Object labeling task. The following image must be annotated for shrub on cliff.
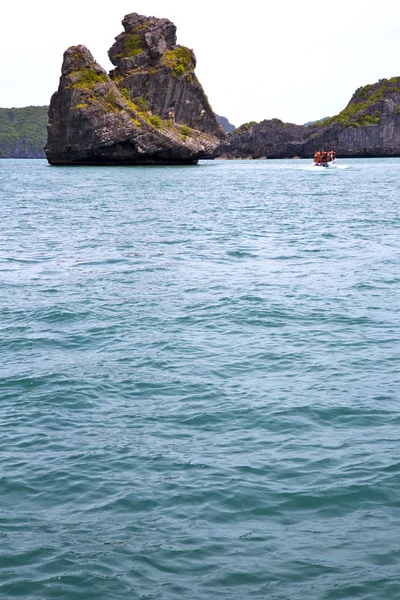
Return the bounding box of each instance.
[117,33,145,59]
[161,47,195,76]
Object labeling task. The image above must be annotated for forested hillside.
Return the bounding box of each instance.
[0,106,47,158]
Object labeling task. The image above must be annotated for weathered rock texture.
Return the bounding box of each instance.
[215,119,314,159]
[299,78,400,157]
[45,14,225,165]
[216,77,400,158]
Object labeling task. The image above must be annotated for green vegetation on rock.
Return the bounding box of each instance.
[181,125,191,140]
[120,87,131,102]
[103,92,119,113]
[119,89,152,124]
[322,103,381,128]
[133,20,150,32]
[70,69,108,90]
[321,78,400,128]
[71,102,89,110]
[234,121,258,133]
[119,88,168,131]
[136,97,150,112]
[0,106,48,157]
[148,115,162,129]
[117,33,144,59]
[161,46,195,76]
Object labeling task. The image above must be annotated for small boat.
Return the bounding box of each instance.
[313,150,337,168]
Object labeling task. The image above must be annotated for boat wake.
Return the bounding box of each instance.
[298,164,349,172]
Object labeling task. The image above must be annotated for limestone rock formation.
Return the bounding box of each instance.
[216,78,400,159]
[300,78,400,157]
[45,14,225,165]
[215,119,314,159]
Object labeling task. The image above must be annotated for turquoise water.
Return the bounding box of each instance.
[1,158,399,599]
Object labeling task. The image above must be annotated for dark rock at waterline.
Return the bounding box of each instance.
[215,119,314,159]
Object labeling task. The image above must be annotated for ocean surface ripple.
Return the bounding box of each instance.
[1,158,400,599]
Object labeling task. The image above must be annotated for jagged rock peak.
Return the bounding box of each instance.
[108,13,192,71]
[62,45,105,76]
[125,13,175,58]
[107,13,224,139]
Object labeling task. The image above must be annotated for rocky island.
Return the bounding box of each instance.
[45,13,226,165]
[217,77,400,159]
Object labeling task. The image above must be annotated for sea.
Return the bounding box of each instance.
[1,158,399,599]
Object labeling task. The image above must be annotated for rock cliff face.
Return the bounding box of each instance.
[216,119,314,159]
[217,78,400,158]
[45,14,225,165]
[300,78,400,157]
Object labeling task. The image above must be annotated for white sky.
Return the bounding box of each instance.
[1,1,400,125]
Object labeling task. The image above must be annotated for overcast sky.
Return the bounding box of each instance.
[1,1,400,125]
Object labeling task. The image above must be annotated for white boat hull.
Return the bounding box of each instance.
[313,159,337,168]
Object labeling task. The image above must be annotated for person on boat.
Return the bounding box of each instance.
[314,151,321,164]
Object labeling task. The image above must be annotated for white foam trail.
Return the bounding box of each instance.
[298,164,350,172]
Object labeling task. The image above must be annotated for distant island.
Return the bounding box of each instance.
[216,115,236,134]
[1,12,400,161]
[0,106,48,158]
